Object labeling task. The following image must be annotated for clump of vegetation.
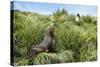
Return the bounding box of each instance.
[12,9,97,66]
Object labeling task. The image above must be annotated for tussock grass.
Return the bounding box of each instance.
[12,10,97,65]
